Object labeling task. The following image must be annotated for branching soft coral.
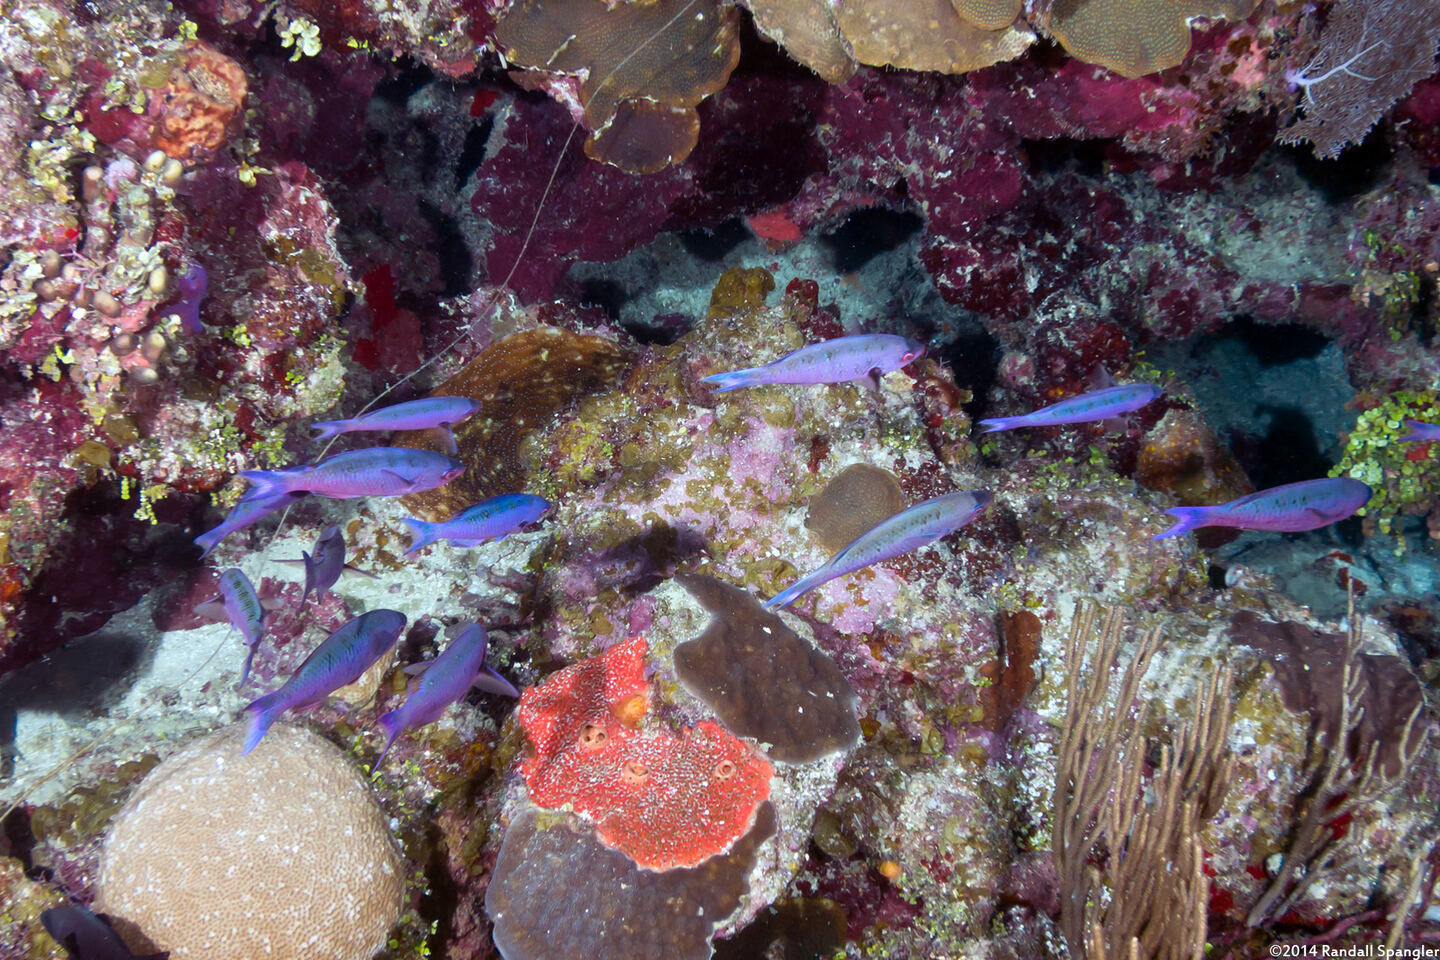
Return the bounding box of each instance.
[1279,0,1440,158]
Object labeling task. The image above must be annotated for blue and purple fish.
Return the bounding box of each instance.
[401,493,550,556]
[239,448,464,502]
[194,491,303,558]
[279,525,376,608]
[703,334,925,393]
[979,383,1162,433]
[42,905,165,960]
[193,568,271,687]
[373,623,519,769]
[764,489,991,610]
[242,608,407,754]
[310,396,484,455]
[169,262,207,336]
[1151,477,1372,539]
[1398,419,1440,443]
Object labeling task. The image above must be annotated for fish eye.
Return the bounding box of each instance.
[902,352,915,362]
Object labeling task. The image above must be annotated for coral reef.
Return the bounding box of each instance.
[96,723,404,959]
[2,0,1440,958]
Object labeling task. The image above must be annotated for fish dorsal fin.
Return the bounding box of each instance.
[1086,366,1116,390]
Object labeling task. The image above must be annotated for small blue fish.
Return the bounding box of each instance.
[239,448,464,502]
[978,383,1162,432]
[401,493,550,556]
[42,904,166,960]
[1398,419,1440,443]
[194,491,303,558]
[278,525,377,608]
[703,334,925,393]
[373,623,518,769]
[765,489,991,610]
[1152,477,1372,539]
[193,568,272,687]
[242,609,407,754]
[169,262,207,336]
[310,396,484,455]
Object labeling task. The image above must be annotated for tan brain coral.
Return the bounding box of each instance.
[1045,0,1260,77]
[96,723,404,960]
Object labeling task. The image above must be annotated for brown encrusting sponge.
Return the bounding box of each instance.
[486,802,776,960]
[396,327,632,520]
[805,463,906,554]
[95,723,404,960]
[673,575,861,763]
[495,0,740,173]
[1045,0,1259,78]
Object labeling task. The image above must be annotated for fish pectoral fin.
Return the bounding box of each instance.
[260,598,284,611]
[403,660,433,677]
[865,367,883,392]
[192,599,226,619]
[381,468,419,487]
[343,563,380,579]
[1100,416,1128,433]
[434,425,459,456]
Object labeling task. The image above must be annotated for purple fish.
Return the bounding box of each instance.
[42,905,165,960]
[310,396,484,455]
[401,493,550,556]
[168,262,207,335]
[194,491,303,558]
[279,525,376,607]
[1398,419,1440,443]
[193,568,269,686]
[979,383,1162,432]
[1152,477,1372,539]
[239,448,464,502]
[242,609,406,754]
[765,489,991,610]
[703,334,925,393]
[373,624,518,769]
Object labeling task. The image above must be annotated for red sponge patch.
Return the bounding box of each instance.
[518,636,773,870]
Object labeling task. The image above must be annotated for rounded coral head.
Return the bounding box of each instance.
[96,722,404,960]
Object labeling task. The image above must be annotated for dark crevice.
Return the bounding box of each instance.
[417,201,473,296]
[1282,127,1393,203]
[455,114,493,190]
[1229,316,1330,365]
[1022,137,1110,177]
[679,218,750,261]
[820,208,923,274]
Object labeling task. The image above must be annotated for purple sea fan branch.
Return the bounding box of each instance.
[1278,0,1440,159]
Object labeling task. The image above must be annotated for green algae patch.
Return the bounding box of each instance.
[1331,390,1440,551]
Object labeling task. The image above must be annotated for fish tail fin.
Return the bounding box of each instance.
[401,518,437,556]
[309,419,347,441]
[373,709,404,771]
[701,367,767,393]
[195,527,223,558]
[238,469,292,501]
[763,575,817,611]
[977,417,1019,433]
[1151,507,1211,540]
[241,691,284,754]
[238,645,257,688]
[1398,420,1430,442]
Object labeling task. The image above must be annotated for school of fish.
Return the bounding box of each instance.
[186,334,1375,770]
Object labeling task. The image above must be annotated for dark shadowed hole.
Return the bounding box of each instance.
[575,278,627,323]
[1021,137,1110,177]
[1230,316,1330,365]
[820,208,924,274]
[1230,405,1332,489]
[679,218,750,261]
[418,201,473,296]
[1429,166,1440,187]
[455,114,494,190]
[372,62,436,106]
[932,320,1002,420]
[1282,128,1392,203]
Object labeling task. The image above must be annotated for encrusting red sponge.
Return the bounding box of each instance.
[518,635,773,870]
